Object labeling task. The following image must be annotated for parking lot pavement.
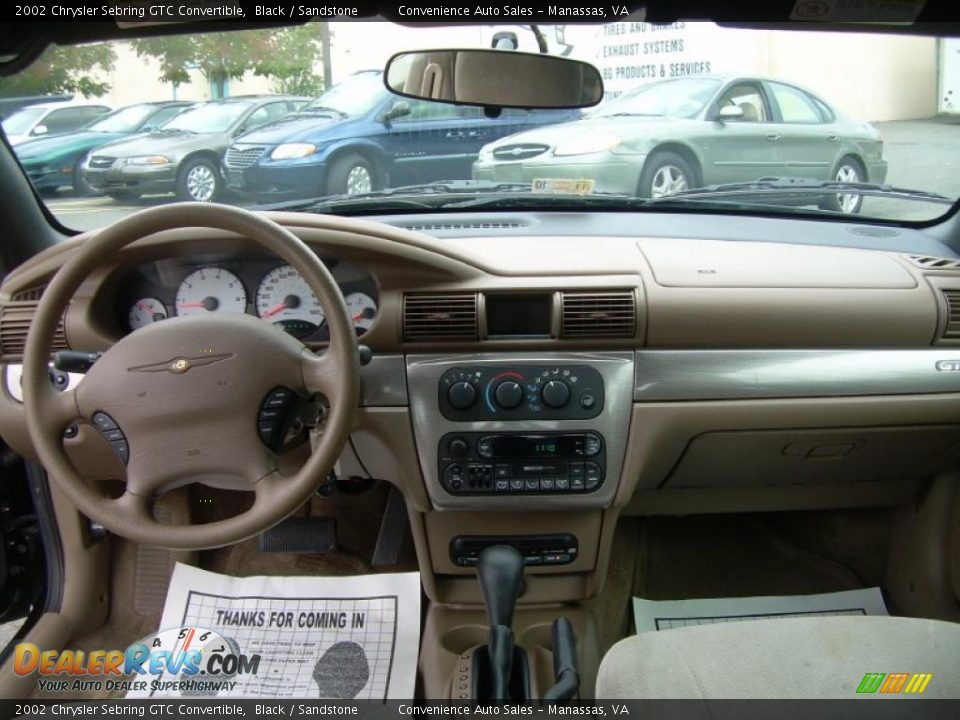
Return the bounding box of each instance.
[44,117,960,231]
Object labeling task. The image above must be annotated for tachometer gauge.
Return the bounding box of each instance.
[345,292,377,334]
[175,267,247,316]
[128,297,167,330]
[255,265,325,337]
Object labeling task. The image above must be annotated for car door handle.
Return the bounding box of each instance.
[827,133,840,142]
[766,133,782,141]
[466,130,486,138]
[445,131,465,138]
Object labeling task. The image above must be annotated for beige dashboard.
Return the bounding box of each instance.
[2,211,960,606]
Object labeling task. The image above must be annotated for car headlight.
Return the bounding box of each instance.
[126,155,171,166]
[478,145,495,163]
[553,134,622,157]
[270,143,318,160]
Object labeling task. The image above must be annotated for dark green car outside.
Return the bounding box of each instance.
[14,101,194,195]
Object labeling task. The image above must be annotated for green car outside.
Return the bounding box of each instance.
[15,101,194,195]
[473,75,888,214]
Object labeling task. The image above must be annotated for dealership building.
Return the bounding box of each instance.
[98,21,948,123]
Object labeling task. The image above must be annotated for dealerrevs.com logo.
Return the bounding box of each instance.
[13,626,261,694]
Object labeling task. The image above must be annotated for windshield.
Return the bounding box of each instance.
[2,107,45,135]
[590,78,721,119]
[301,72,385,117]
[87,104,158,133]
[160,102,251,133]
[4,21,959,230]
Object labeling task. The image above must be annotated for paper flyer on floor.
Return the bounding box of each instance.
[126,563,421,700]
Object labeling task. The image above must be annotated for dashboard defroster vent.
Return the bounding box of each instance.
[403,293,479,341]
[907,254,960,271]
[560,291,636,339]
[0,302,68,357]
[941,290,960,340]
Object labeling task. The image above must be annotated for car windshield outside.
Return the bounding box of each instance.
[87,104,162,133]
[161,102,252,133]
[4,21,960,230]
[590,77,721,119]
[299,72,385,117]
[3,107,45,135]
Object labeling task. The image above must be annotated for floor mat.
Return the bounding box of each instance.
[128,563,421,700]
[634,514,876,601]
[633,586,889,633]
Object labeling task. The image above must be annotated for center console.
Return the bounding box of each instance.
[406,352,635,511]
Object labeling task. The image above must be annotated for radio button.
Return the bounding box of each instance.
[568,461,585,476]
[476,436,494,459]
[510,479,525,492]
[494,464,511,479]
[570,477,585,491]
[495,480,510,492]
[556,478,570,491]
[585,433,602,456]
[540,478,556,491]
[448,437,469,457]
[524,479,540,493]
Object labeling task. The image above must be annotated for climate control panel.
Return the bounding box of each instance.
[439,431,606,496]
[438,365,604,421]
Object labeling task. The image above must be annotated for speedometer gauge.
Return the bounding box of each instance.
[175,267,247,316]
[128,297,167,330]
[255,265,325,336]
[345,292,377,334]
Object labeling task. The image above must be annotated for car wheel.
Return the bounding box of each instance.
[72,156,96,197]
[326,154,377,197]
[177,157,221,202]
[821,157,864,214]
[639,151,696,198]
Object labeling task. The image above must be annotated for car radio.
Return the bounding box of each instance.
[438,431,605,495]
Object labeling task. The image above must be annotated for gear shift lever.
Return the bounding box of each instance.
[477,544,524,700]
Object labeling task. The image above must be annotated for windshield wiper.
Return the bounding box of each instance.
[267,181,536,212]
[599,112,664,118]
[663,177,953,205]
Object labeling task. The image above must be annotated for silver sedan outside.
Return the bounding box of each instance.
[473,75,888,214]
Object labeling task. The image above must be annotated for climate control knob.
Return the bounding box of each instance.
[494,380,524,409]
[541,380,571,408]
[448,382,477,410]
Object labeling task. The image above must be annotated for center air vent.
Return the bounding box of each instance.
[403,293,479,341]
[941,290,960,340]
[395,220,526,232]
[560,291,636,339]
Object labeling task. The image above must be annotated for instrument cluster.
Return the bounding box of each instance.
[116,256,378,341]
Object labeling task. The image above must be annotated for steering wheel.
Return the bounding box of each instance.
[21,203,360,549]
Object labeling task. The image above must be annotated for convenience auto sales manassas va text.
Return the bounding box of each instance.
[397,6,611,17]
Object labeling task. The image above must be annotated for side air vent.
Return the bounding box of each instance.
[11,286,45,302]
[560,291,636,338]
[403,293,479,341]
[0,302,68,356]
[941,290,960,340]
[906,254,960,271]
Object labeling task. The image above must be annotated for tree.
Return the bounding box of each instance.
[0,43,116,97]
[131,25,327,99]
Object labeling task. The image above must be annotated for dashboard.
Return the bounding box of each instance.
[110,255,379,342]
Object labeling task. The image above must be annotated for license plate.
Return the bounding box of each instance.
[226,169,244,187]
[532,178,595,196]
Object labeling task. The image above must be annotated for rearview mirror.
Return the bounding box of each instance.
[717,105,745,121]
[31,124,48,136]
[384,49,603,110]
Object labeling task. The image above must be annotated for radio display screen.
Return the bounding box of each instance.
[492,434,581,458]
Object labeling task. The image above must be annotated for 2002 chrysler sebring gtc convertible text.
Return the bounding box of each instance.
[0,6,958,713]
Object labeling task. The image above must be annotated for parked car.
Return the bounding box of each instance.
[472,75,888,213]
[223,70,581,203]
[0,94,72,121]
[81,96,309,202]
[15,101,195,195]
[1,100,112,146]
